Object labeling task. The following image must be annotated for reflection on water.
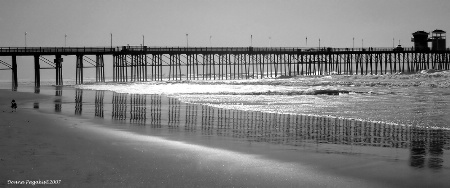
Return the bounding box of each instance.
[37,91,449,171]
[55,86,62,96]
[130,94,147,125]
[410,128,447,169]
[95,90,104,117]
[168,98,181,129]
[54,86,62,112]
[185,102,198,132]
[111,93,152,125]
[75,89,82,115]
[148,95,162,128]
[112,93,127,120]
[54,98,61,112]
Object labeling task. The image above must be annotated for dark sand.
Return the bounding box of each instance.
[0,88,448,187]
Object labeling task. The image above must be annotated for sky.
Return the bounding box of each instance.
[1,0,450,81]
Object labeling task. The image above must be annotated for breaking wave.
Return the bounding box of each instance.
[210,89,350,95]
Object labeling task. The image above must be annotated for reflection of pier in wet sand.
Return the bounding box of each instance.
[75,89,83,115]
[62,92,450,170]
[54,86,63,112]
[95,90,104,117]
[129,94,147,124]
[112,93,127,120]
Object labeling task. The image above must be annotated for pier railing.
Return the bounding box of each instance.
[116,46,446,53]
[0,47,115,54]
[2,46,449,55]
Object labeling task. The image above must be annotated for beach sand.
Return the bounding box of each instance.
[0,88,447,187]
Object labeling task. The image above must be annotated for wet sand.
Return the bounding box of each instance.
[0,88,448,187]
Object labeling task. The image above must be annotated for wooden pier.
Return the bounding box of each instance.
[1,46,449,88]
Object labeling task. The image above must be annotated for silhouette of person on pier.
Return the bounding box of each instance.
[11,99,17,112]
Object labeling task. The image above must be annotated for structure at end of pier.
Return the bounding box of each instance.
[412,29,447,51]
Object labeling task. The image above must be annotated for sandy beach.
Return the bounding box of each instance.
[0,86,449,187]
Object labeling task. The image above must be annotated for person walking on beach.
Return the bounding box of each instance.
[11,99,17,112]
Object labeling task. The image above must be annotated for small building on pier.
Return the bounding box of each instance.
[412,31,430,51]
[431,29,446,51]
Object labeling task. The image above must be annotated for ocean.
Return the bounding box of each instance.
[77,71,450,129]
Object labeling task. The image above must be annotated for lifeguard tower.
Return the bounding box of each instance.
[431,29,446,51]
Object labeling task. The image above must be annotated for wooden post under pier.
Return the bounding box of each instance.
[76,55,83,84]
[55,55,63,85]
[96,54,105,82]
[34,55,40,87]
[12,56,18,89]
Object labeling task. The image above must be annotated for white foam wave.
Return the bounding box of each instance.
[76,82,346,96]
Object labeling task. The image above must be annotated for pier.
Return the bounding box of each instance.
[1,46,449,88]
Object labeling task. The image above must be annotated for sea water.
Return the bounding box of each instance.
[77,71,450,130]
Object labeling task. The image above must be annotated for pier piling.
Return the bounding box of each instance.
[34,55,40,87]
[11,56,18,89]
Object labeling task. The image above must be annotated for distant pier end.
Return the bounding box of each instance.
[412,29,447,51]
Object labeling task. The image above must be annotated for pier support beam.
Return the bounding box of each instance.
[96,54,105,82]
[11,56,18,89]
[55,55,63,85]
[113,55,116,82]
[76,55,83,84]
[113,54,129,82]
[34,55,40,88]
